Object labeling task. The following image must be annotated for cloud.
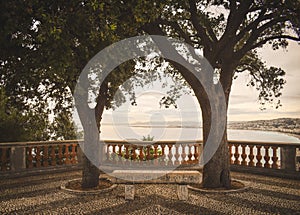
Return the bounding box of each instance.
[229,94,257,105]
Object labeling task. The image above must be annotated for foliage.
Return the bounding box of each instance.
[140,0,300,188]
[0,88,50,142]
[49,111,77,140]
[142,134,155,141]
[1,0,299,188]
[142,0,300,107]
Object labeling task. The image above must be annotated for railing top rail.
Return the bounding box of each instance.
[0,139,299,148]
[0,139,203,147]
[0,139,82,147]
[101,140,203,145]
[228,140,300,147]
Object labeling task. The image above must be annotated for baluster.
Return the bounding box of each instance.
[50,145,56,166]
[194,144,199,163]
[181,144,186,164]
[241,145,247,166]
[36,147,41,168]
[160,144,165,165]
[248,145,255,167]
[187,144,193,164]
[234,144,240,165]
[139,146,144,164]
[112,144,117,163]
[71,144,77,164]
[43,146,49,167]
[124,144,130,165]
[146,146,151,162]
[1,148,7,171]
[228,143,233,164]
[64,144,70,164]
[188,145,195,163]
[264,146,271,168]
[271,146,279,169]
[174,144,180,165]
[114,145,119,164]
[153,145,158,165]
[153,145,158,159]
[27,147,33,168]
[168,144,173,166]
[106,144,111,161]
[118,144,123,164]
[58,145,63,165]
[256,145,262,167]
[132,145,137,164]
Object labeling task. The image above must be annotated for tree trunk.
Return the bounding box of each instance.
[202,128,230,188]
[81,154,100,188]
[79,82,107,189]
[202,65,233,189]
[81,113,100,188]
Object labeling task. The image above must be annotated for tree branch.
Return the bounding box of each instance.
[215,0,253,63]
[236,16,289,57]
[221,0,253,41]
[234,8,268,44]
[188,0,213,48]
[251,35,300,50]
[142,22,210,105]
[158,19,194,47]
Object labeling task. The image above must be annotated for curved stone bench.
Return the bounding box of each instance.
[111,170,201,200]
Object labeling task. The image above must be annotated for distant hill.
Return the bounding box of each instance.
[228,118,300,135]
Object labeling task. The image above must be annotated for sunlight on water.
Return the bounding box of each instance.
[100,125,300,143]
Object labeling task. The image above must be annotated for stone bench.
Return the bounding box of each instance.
[111,170,201,200]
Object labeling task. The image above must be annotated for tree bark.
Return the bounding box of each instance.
[202,65,233,188]
[81,110,101,188]
[202,106,231,188]
[81,154,100,188]
[77,78,107,188]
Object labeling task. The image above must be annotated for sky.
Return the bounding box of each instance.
[98,41,300,125]
[229,41,300,121]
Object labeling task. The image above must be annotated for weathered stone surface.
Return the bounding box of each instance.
[125,185,135,200]
[281,146,296,170]
[1,171,300,214]
[177,185,188,200]
[10,147,26,171]
[111,170,201,184]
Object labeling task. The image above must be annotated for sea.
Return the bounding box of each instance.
[99,125,300,143]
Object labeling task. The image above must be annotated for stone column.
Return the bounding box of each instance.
[280,146,296,171]
[10,147,26,171]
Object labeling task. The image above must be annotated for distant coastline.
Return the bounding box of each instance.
[228,118,300,140]
[101,117,300,141]
[127,126,300,141]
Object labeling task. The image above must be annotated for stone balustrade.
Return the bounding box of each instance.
[228,140,300,171]
[102,140,201,168]
[0,140,82,172]
[0,139,299,176]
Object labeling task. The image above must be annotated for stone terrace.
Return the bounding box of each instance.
[0,171,299,214]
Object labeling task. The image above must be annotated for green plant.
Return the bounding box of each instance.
[142,135,155,141]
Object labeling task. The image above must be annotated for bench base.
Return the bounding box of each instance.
[112,170,201,201]
[125,184,135,200]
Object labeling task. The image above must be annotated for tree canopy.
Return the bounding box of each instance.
[1,0,299,188]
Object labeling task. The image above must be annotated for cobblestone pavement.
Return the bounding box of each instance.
[0,171,299,214]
